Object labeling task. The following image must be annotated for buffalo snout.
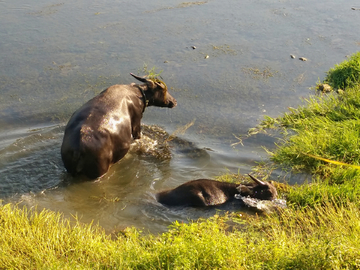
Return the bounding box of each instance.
[166,94,177,108]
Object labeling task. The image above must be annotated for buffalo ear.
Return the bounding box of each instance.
[248,174,266,186]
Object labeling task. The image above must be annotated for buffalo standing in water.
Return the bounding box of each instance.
[61,73,177,179]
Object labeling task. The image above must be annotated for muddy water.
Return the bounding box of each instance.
[1,0,360,233]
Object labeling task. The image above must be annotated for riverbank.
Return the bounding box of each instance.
[1,201,359,269]
[1,53,360,269]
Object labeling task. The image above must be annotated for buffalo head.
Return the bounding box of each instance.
[130,73,177,108]
[237,174,278,200]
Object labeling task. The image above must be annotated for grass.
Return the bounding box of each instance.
[140,63,163,79]
[0,204,116,269]
[2,53,360,269]
[1,202,360,269]
[247,52,360,210]
[324,51,360,90]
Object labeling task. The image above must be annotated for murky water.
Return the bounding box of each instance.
[1,0,359,233]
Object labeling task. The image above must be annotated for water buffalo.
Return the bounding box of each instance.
[61,73,177,179]
[156,174,277,207]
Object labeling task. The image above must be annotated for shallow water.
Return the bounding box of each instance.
[1,0,360,233]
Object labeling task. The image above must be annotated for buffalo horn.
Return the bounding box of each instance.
[130,73,148,83]
[248,174,266,186]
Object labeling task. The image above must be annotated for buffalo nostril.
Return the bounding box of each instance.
[169,101,177,108]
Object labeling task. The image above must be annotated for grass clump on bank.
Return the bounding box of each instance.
[324,51,360,90]
[261,89,360,176]
[254,52,360,208]
[0,204,119,269]
[258,86,360,180]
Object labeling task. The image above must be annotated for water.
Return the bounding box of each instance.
[1,0,359,233]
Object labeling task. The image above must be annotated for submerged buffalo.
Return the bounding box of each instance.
[156,174,277,207]
[61,73,177,179]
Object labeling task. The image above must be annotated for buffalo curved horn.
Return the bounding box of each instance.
[248,174,266,186]
[130,73,149,83]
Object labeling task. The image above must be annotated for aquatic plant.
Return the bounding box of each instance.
[141,63,163,79]
[165,119,196,143]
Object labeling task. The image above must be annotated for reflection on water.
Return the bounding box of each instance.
[1,0,360,232]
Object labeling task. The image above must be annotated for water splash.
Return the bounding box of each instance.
[235,194,287,213]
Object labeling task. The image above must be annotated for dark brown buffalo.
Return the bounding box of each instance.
[156,174,277,207]
[61,73,177,179]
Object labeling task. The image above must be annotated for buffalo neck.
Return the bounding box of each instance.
[136,85,147,113]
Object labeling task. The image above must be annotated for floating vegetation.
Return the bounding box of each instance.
[294,72,306,84]
[211,44,237,56]
[177,1,208,8]
[242,66,279,80]
[140,64,163,79]
[145,1,207,13]
[28,3,64,16]
[165,119,196,143]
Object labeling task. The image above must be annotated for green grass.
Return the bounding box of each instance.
[258,86,360,176]
[324,51,360,90]
[140,63,163,79]
[251,52,360,209]
[1,202,360,269]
